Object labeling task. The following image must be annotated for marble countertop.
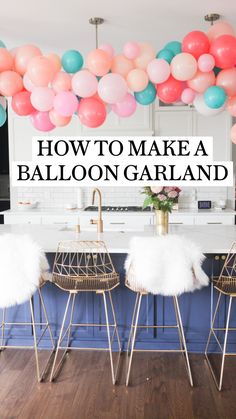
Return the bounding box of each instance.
[0,224,235,253]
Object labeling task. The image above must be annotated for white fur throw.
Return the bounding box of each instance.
[0,234,50,308]
[125,235,209,296]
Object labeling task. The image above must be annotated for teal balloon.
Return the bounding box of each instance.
[62,50,83,73]
[0,105,6,127]
[164,41,182,56]
[0,40,6,48]
[204,86,226,109]
[213,66,222,76]
[134,82,156,105]
[156,48,174,63]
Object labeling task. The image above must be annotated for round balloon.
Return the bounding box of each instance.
[14,45,42,75]
[181,88,196,104]
[228,96,236,117]
[46,53,61,75]
[171,53,197,81]
[23,73,35,92]
[182,31,210,59]
[0,71,23,96]
[156,49,174,64]
[207,21,235,42]
[187,70,215,93]
[52,71,71,93]
[30,111,55,132]
[78,97,106,128]
[49,109,71,127]
[72,70,98,98]
[156,76,183,103]
[164,41,182,56]
[126,68,149,92]
[12,91,35,116]
[123,42,140,60]
[61,50,83,73]
[134,43,155,70]
[0,48,14,72]
[134,82,156,105]
[210,35,236,69]
[204,86,227,109]
[111,54,134,78]
[0,96,6,110]
[216,68,236,97]
[30,87,55,112]
[147,59,170,84]
[99,44,114,58]
[0,104,6,127]
[27,56,54,87]
[230,123,236,144]
[54,91,78,117]
[86,49,111,77]
[198,54,215,72]
[112,93,137,117]
[194,93,225,116]
[98,73,127,104]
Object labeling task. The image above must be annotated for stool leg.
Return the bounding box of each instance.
[38,287,55,350]
[126,292,142,387]
[0,308,6,351]
[127,293,139,355]
[108,291,121,352]
[174,296,193,387]
[205,292,222,357]
[65,293,76,352]
[30,297,40,382]
[218,296,232,391]
[103,291,119,385]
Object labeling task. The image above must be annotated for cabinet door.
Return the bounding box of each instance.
[4,214,41,224]
[169,214,194,225]
[41,215,78,226]
[155,110,193,136]
[194,215,234,225]
[79,214,152,231]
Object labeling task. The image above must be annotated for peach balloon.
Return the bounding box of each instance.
[0,48,14,72]
[126,68,149,92]
[134,43,155,70]
[46,53,61,75]
[231,123,236,144]
[111,54,134,77]
[228,96,236,117]
[14,45,42,75]
[0,71,23,96]
[86,49,112,76]
[49,109,71,127]
[171,53,197,81]
[216,68,236,97]
[187,70,215,93]
[52,71,71,93]
[207,21,235,42]
[99,44,114,58]
[27,56,54,87]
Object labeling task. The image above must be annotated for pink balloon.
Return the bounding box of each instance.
[23,73,35,92]
[207,21,235,42]
[123,42,140,60]
[98,73,127,104]
[147,59,170,84]
[181,88,196,104]
[231,123,236,144]
[187,70,215,93]
[134,43,155,70]
[112,93,137,117]
[27,56,54,87]
[49,109,71,127]
[198,54,215,72]
[72,70,98,98]
[99,44,114,58]
[171,53,197,81]
[86,49,112,76]
[216,68,236,97]
[0,71,23,97]
[111,54,134,77]
[30,87,55,112]
[0,49,14,72]
[30,111,55,132]
[52,71,71,93]
[15,45,42,75]
[46,53,61,75]
[54,91,78,116]
[126,68,149,92]
[228,96,236,117]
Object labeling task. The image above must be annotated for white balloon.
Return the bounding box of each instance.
[193,94,225,116]
[0,96,7,110]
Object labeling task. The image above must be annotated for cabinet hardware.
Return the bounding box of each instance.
[109,222,126,225]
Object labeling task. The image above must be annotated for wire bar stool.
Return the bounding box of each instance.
[205,241,236,390]
[49,240,121,384]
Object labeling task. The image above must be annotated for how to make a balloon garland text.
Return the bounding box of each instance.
[11,136,233,186]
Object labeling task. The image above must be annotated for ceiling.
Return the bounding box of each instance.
[1,0,236,55]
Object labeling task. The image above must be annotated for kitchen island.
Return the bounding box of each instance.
[0,224,235,352]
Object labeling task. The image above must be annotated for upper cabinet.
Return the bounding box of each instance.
[155,109,193,136]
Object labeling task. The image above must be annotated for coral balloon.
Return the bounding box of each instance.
[194,93,225,116]
[30,111,55,132]
[156,76,183,104]
[187,70,215,93]
[78,97,106,128]
[171,53,197,81]
[112,93,137,117]
[99,44,114,58]
[126,69,149,92]
[30,87,55,112]
[23,73,35,92]
[12,91,35,116]
[49,109,71,127]
[207,21,235,42]
[54,91,78,117]
[46,53,61,75]
[134,43,155,70]
[0,104,7,127]
[198,54,215,72]
[147,59,170,84]
[27,56,54,87]
[98,73,127,104]
[52,71,71,93]
[0,48,13,72]
[231,123,236,144]
[111,55,134,78]
[182,31,210,59]
[123,42,140,60]
[204,86,227,109]
[228,96,236,117]
[14,45,42,75]
[210,35,236,69]
[61,50,83,73]
[72,70,98,98]
[87,49,112,77]
[181,88,196,104]
[216,68,236,97]
[0,71,23,96]
[134,82,156,105]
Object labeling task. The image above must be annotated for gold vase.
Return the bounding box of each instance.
[155,210,169,235]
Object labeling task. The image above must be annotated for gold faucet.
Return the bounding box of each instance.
[90,188,103,233]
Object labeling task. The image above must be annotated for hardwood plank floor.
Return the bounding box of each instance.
[0,350,236,419]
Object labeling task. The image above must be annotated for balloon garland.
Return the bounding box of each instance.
[0,20,236,143]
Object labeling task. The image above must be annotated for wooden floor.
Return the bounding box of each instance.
[0,350,236,419]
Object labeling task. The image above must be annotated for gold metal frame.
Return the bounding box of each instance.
[0,286,55,382]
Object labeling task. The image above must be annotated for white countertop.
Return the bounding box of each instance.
[0,224,235,253]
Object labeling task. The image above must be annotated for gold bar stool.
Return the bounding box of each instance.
[49,240,121,384]
[205,242,236,391]
[0,234,55,382]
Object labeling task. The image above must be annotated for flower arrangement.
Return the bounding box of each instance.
[143,186,181,213]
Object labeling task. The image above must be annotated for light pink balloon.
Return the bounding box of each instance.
[23,73,35,92]
[123,42,140,60]
[49,109,71,127]
[134,43,155,70]
[99,44,114,58]
[147,58,170,84]
[187,70,215,93]
[231,123,236,144]
[171,53,197,81]
[112,93,137,117]
[72,70,98,98]
[53,91,78,116]
[198,54,215,72]
[52,71,71,93]
[98,73,127,104]
[207,21,235,42]
[30,87,55,112]
[181,88,196,104]
[30,111,55,132]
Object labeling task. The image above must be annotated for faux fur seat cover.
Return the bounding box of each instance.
[125,235,209,296]
[0,234,50,308]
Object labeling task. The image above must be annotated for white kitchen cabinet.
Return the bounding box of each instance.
[41,214,78,226]
[168,214,194,225]
[194,215,234,225]
[79,213,153,231]
[4,214,42,224]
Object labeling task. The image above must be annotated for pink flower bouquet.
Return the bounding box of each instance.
[142,186,181,212]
